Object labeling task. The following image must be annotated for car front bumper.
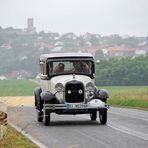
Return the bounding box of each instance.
[43,99,109,110]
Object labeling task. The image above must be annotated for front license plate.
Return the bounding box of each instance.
[66,104,87,109]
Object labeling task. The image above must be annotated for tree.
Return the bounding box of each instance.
[95,55,148,86]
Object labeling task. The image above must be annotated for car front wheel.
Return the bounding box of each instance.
[44,112,51,126]
[90,111,97,120]
[37,110,43,122]
[99,109,107,124]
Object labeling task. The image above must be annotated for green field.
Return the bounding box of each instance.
[99,86,148,109]
[0,80,37,96]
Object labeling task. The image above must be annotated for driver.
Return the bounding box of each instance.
[53,63,65,73]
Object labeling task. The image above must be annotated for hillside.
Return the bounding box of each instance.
[0,26,148,79]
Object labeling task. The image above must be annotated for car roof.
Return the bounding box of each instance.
[40,53,94,61]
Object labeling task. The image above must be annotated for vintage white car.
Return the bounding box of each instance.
[34,53,109,126]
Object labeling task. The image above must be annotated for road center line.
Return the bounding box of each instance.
[107,122,148,142]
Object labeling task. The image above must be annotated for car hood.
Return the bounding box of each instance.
[50,74,94,93]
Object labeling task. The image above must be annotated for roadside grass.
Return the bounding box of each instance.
[0,80,38,147]
[99,86,148,109]
[0,80,37,96]
[0,124,38,148]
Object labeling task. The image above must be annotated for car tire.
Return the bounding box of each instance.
[99,109,107,124]
[37,110,43,122]
[44,113,50,126]
[90,111,97,120]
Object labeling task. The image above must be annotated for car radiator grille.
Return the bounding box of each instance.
[65,80,84,103]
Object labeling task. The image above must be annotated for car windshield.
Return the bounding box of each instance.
[48,60,92,76]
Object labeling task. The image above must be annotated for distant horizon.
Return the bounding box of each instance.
[0,24,147,38]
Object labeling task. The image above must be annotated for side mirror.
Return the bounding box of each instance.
[96,60,100,64]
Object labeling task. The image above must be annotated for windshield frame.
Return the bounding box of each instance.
[46,57,95,79]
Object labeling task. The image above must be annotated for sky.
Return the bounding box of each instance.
[0,0,148,36]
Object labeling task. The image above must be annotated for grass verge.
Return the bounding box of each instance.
[0,124,38,148]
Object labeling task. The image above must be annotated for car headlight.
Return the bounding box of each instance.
[55,83,64,92]
[86,82,94,92]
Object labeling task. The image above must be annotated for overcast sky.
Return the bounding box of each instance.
[0,0,148,36]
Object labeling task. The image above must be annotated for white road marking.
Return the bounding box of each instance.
[78,114,148,142]
[108,122,148,142]
[108,111,148,122]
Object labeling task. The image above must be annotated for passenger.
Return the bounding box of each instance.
[71,61,90,73]
[81,61,90,73]
[53,63,65,73]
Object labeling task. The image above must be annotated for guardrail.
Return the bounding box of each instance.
[0,102,7,139]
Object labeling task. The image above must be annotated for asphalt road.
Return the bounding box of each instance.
[8,106,148,148]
